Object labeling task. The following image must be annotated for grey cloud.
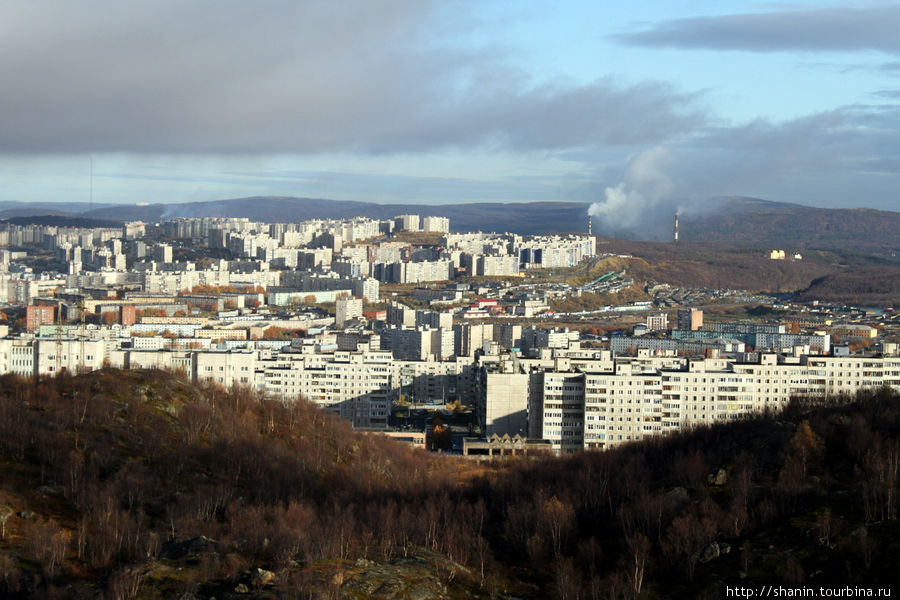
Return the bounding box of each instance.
[0,1,702,154]
[615,5,900,54]
[583,102,900,237]
[665,104,900,200]
[873,90,900,100]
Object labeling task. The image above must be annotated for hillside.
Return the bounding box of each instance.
[0,369,898,598]
[793,267,900,306]
[2,215,124,229]
[684,197,900,256]
[593,238,900,306]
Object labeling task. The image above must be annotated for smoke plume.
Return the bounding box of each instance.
[589,146,675,233]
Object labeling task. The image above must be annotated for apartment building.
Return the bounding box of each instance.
[335,296,363,328]
[516,235,596,269]
[422,216,450,233]
[0,338,109,376]
[482,347,900,454]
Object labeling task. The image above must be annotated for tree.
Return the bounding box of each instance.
[540,496,575,559]
[662,499,721,583]
[625,532,650,599]
[788,420,824,476]
[0,505,13,539]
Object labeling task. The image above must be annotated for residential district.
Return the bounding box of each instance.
[0,215,898,455]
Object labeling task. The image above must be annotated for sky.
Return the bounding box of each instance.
[1,0,899,220]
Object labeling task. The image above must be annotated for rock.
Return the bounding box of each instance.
[708,468,727,486]
[699,541,721,564]
[251,567,276,588]
[18,510,35,520]
[355,558,375,568]
[160,536,220,560]
[665,486,690,507]
[37,485,65,497]
[830,414,851,426]
[234,583,249,594]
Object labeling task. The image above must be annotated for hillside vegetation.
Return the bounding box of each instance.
[0,369,898,598]
[594,238,900,305]
[684,198,900,256]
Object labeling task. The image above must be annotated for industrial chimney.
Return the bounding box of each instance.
[673,214,679,243]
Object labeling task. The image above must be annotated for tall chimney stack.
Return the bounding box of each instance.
[673,214,679,243]
[588,215,592,235]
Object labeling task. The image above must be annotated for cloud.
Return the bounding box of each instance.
[0,1,702,154]
[615,5,900,54]
[584,101,900,236]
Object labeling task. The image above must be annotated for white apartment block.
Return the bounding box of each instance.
[394,215,420,232]
[516,235,596,269]
[194,350,256,387]
[422,216,450,233]
[335,296,363,328]
[375,260,452,284]
[481,348,900,454]
[154,244,173,264]
[646,313,668,331]
[443,233,514,256]
[534,372,586,454]
[479,372,529,438]
[0,338,109,376]
[476,255,520,277]
[261,349,396,427]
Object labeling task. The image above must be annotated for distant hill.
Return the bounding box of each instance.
[0,201,114,220]
[1,214,123,228]
[682,197,900,256]
[77,196,591,235]
[3,196,898,257]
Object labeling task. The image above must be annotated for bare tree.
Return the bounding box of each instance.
[624,532,650,599]
[0,505,13,540]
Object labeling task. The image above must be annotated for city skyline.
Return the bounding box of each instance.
[2,1,900,219]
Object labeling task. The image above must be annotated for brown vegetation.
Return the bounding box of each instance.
[0,369,897,598]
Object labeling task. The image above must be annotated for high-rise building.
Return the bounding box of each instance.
[335,296,363,328]
[154,243,173,264]
[677,308,703,331]
[646,313,668,331]
[26,305,56,331]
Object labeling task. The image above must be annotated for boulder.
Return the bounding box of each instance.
[252,567,276,588]
[699,541,721,563]
[160,536,220,560]
[665,486,690,507]
[707,468,727,486]
[36,485,64,497]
